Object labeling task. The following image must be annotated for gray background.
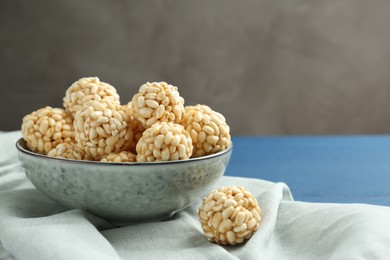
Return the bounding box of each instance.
[2,0,390,134]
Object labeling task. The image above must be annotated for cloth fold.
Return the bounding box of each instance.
[1,131,390,260]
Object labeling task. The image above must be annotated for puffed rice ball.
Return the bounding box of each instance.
[131,82,185,128]
[123,102,146,153]
[182,105,231,157]
[100,151,137,162]
[21,107,74,154]
[136,122,193,162]
[47,143,91,160]
[198,186,261,245]
[73,100,133,160]
[64,77,120,117]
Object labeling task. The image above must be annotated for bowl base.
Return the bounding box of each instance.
[109,211,176,227]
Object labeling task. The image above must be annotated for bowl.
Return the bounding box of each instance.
[16,138,232,223]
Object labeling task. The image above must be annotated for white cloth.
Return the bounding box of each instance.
[1,131,390,260]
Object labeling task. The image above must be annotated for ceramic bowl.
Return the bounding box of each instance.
[16,138,232,223]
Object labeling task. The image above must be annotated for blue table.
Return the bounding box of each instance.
[226,136,390,206]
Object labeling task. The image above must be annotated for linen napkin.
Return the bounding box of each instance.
[1,131,390,260]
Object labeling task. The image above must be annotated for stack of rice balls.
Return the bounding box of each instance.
[21,77,231,163]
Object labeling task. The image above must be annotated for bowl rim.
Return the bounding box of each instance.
[16,138,233,166]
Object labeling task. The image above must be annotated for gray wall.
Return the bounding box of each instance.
[2,0,390,134]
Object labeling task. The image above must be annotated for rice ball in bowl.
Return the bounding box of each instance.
[16,138,233,222]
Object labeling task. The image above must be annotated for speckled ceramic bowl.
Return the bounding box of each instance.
[16,138,232,222]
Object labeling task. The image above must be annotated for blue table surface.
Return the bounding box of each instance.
[226,136,390,206]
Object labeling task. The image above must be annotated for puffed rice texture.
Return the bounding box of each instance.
[131,82,185,128]
[73,100,133,160]
[136,122,193,162]
[198,186,261,245]
[21,106,74,154]
[100,151,137,162]
[123,102,146,153]
[64,77,120,117]
[47,143,91,161]
[182,104,231,157]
